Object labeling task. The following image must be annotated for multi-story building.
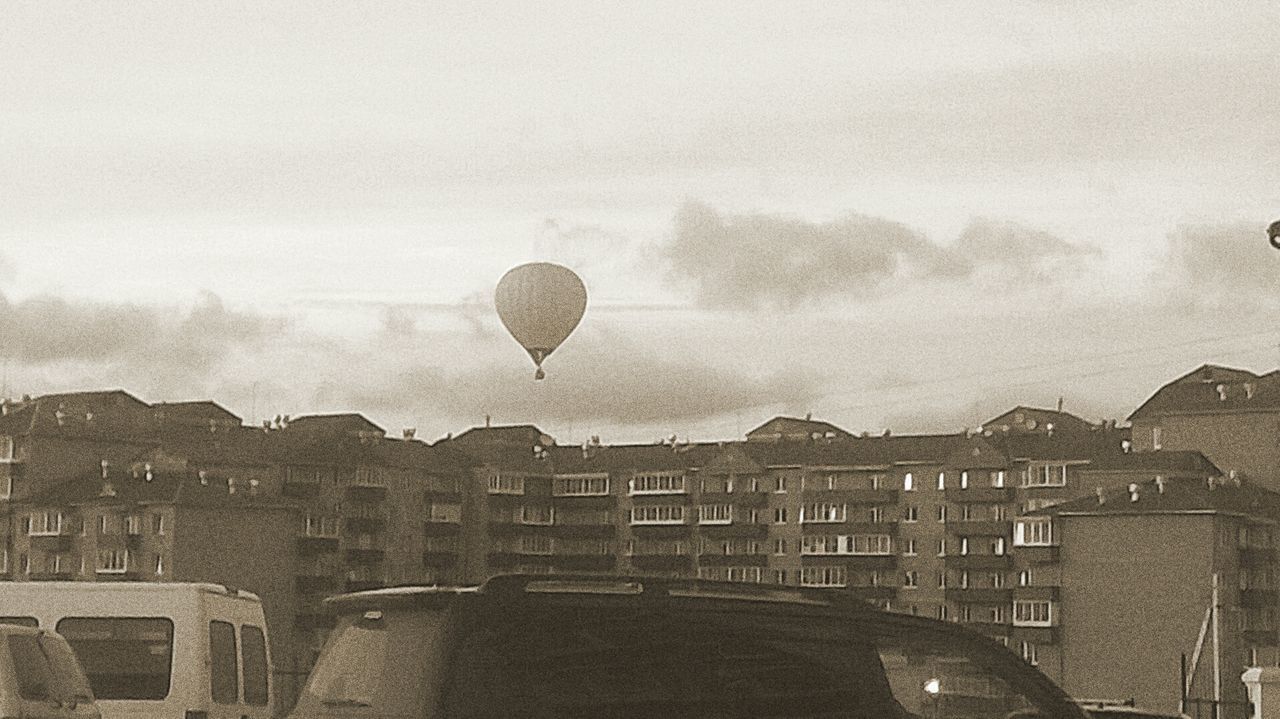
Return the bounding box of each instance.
[1020,474,1280,716]
[1129,364,1280,489]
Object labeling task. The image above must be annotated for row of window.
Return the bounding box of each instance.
[22,511,165,538]
[1,548,163,576]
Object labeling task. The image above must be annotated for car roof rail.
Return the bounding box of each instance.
[479,573,880,611]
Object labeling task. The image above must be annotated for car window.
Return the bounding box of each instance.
[209,621,239,704]
[56,617,174,700]
[297,608,446,719]
[241,625,269,707]
[439,607,1066,719]
[7,634,57,701]
[0,617,39,628]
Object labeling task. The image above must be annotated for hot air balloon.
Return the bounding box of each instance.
[1269,219,1280,250]
[494,262,587,380]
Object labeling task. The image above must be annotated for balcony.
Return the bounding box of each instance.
[423,520,462,537]
[698,554,768,567]
[344,484,387,502]
[550,494,616,510]
[628,554,693,571]
[296,535,340,555]
[629,524,692,538]
[945,487,1014,504]
[1013,585,1061,602]
[948,520,1013,538]
[487,521,556,537]
[551,554,617,572]
[487,551,555,569]
[944,554,1013,570]
[1241,547,1277,566]
[1011,626,1059,644]
[344,547,385,564]
[699,523,769,540]
[29,534,74,552]
[295,574,339,593]
[1014,546,1060,564]
[421,550,458,569]
[698,492,768,509]
[343,516,386,534]
[422,490,464,505]
[1241,589,1279,608]
[842,586,898,602]
[344,579,383,593]
[802,554,898,570]
[282,479,320,499]
[553,523,616,539]
[801,488,899,504]
[945,587,1013,604]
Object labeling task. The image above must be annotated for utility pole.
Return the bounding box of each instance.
[1212,572,1222,719]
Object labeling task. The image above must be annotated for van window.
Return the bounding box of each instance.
[209,621,239,704]
[0,616,38,627]
[57,617,174,700]
[39,635,95,703]
[7,634,56,700]
[241,625,269,707]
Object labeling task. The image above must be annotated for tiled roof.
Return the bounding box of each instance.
[151,401,242,426]
[1081,450,1222,475]
[990,428,1130,462]
[447,424,555,447]
[982,406,1098,434]
[1128,364,1280,420]
[17,468,295,510]
[284,413,386,436]
[0,390,154,439]
[1031,476,1280,520]
[745,416,853,441]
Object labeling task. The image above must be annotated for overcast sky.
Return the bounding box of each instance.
[2,1,1279,444]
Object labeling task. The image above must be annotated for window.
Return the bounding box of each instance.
[487,473,525,495]
[98,515,114,536]
[519,536,554,555]
[991,537,1006,555]
[726,566,763,583]
[1020,641,1039,666]
[28,510,63,536]
[773,569,787,585]
[799,566,847,587]
[773,476,787,493]
[993,471,1005,488]
[1023,463,1068,487]
[1152,426,1162,450]
[990,572,1005,589]
[773,507,788,524]
[990,605,1006,623]
[852,534,892,555]
[904,570,919,588]
[799,502,846,523]
[959,570,970,588]
[1014,518,1054,546]
[1019,569,1032,586]
[154,553,164,576]
[209,621,239,704]
[0,474,11,500]
[151,513,165,535]
[553,475,609,496]
[630,472,686,495]
[96,549,129,574]
[868,506,884,523]
[772,538,787,555]
[242,626,269,706]
[520,505,555,526]
[937,605,948,621]
[938,571,947,589]
[904,505,919,522]
[937,472,946,490]
[960,605,972,622]
[959,538,969,556]
[57,617,174,700]
[904,538,917,556]
[1023,498,1062,513]
[937,539,947,557]
[960,471,969,489]
[426,503,462,523]
[903,472,915,491]
[936,505,947,522]
[1013,600,1054,627]
[304,514,341,537]
[125,514,142,536]
[698,504,733,525]
[629,505,685,525]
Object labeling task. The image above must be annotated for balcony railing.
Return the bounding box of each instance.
[947,520,1013,537]
[943,554,1014,570]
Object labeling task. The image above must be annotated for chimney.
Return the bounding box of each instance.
[199,470,209,486]
[403,428,416,440]
[1245,383,1255,400]
[1155,476,1165,494]
[485,414,491,428]
[1046,423,1054,437]
[1128,483,1139,502]
[1216,384,1227,401]
[1096,487,1106,504]
[144,463,153,482]
[248,478,260,496]
[1057,397,1064,412]
[1121,439,1132,453]
[228,478,237,495]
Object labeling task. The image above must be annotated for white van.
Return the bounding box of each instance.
[0,583,272,719]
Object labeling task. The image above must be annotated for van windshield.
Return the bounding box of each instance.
[56,617,174,700]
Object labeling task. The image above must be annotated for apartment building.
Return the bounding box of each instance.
[1019,475,1280,716]
[1129,364,1280,489]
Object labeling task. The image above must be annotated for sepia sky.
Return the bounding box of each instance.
[2,1,1279,444]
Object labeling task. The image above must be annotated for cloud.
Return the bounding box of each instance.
[0,290,281,370]
[342,326,823,430]
[1156,223,1280,308]
[664,203,1102,310]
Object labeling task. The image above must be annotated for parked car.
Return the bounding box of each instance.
[0,582,273,719]
[289,573,1089,718]
[1076,699,1191,719]
[0,623,101,719]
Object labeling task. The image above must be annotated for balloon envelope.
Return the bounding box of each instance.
[494,262,587,377]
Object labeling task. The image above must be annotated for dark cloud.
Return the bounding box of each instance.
[665,203,1101,310]
[344,328,823,428]
[0,290,281,370]
[1157,223,1280,307]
